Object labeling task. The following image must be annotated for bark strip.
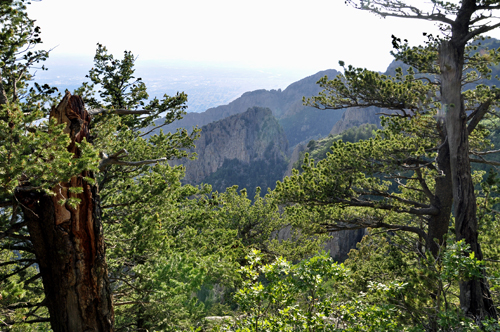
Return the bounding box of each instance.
[18,92,114,332]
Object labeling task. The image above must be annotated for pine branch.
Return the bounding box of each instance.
[98,148,167,171]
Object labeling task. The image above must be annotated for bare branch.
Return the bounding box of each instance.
[469,157,500,167]
[461,22,500,45]
[321,215,427,238]
[347,0,455,25]
[88,108,151,116]
[471,149,500,156]
[98,147,167,171]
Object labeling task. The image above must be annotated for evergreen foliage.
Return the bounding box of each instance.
[0,3,322,330]
[3,1,500,330]
[293,123,378,171]
[276,0,500,327]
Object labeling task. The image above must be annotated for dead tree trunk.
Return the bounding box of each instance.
[17,92,114,331]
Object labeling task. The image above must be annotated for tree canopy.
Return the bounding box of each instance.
[277,0,500,326]
[3,0,500,331]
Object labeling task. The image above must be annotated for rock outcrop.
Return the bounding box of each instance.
[172,107,288,195]
[329,106,382,136]
[284,143,306,177]
[152,69,344,150]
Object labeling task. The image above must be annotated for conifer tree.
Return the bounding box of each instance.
[0,2,197,330]
[278,0,500,323]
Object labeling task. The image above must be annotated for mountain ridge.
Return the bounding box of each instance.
[152,69,345,149]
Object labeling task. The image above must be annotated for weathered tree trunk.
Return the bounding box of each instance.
[427,136,453,257]
[17,92,114,331]
[441,27,497,318]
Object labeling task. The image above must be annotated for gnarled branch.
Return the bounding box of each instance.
[98,147,167,171]
[87,108,151,116]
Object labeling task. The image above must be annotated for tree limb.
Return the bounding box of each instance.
[114,301,145,306]
[415,169,435,202]
[471,149,500,156]
[0,262,36,283]
[0,221,29,240]
[98,148,167,170]
[297,196,439,216]
[356,189,431,208]
[6,300,46,310]
[469,157,500,166]
[461,22,500,45]
[0,259,36,267]
[321,216,427,238]
[22,273,42,286]
[87,108,151,116]
[346,0,456,25]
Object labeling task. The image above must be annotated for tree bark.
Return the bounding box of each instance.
[17,92,114,331]
[0,71,7,105]
[427,137,453,257]
[441,10,497,317]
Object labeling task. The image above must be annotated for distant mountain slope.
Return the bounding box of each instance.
[329,106,382,136]
[152,69,345,149]
[170,107,289,197]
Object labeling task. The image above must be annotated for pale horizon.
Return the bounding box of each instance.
[27,0,500,112]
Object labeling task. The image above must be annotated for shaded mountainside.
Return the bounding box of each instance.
[153,69,345,149]
[329,106,382,136]
[171,107,288,197]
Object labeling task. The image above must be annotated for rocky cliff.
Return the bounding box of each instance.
[329,106,382,136]
[152,69,345,149]
[172,107,288,196]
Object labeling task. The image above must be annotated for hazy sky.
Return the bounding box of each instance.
[26,0,500,108]
[27,0,482,75]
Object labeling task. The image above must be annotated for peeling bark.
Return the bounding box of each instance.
[17,92,114,331]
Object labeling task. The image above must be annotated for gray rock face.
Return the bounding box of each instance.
[172,106,288,185]
[324,229,367,262]
[284,143,306,177]
[277,226,366,262]
[329,106,382,136]
[151,69,344,150]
